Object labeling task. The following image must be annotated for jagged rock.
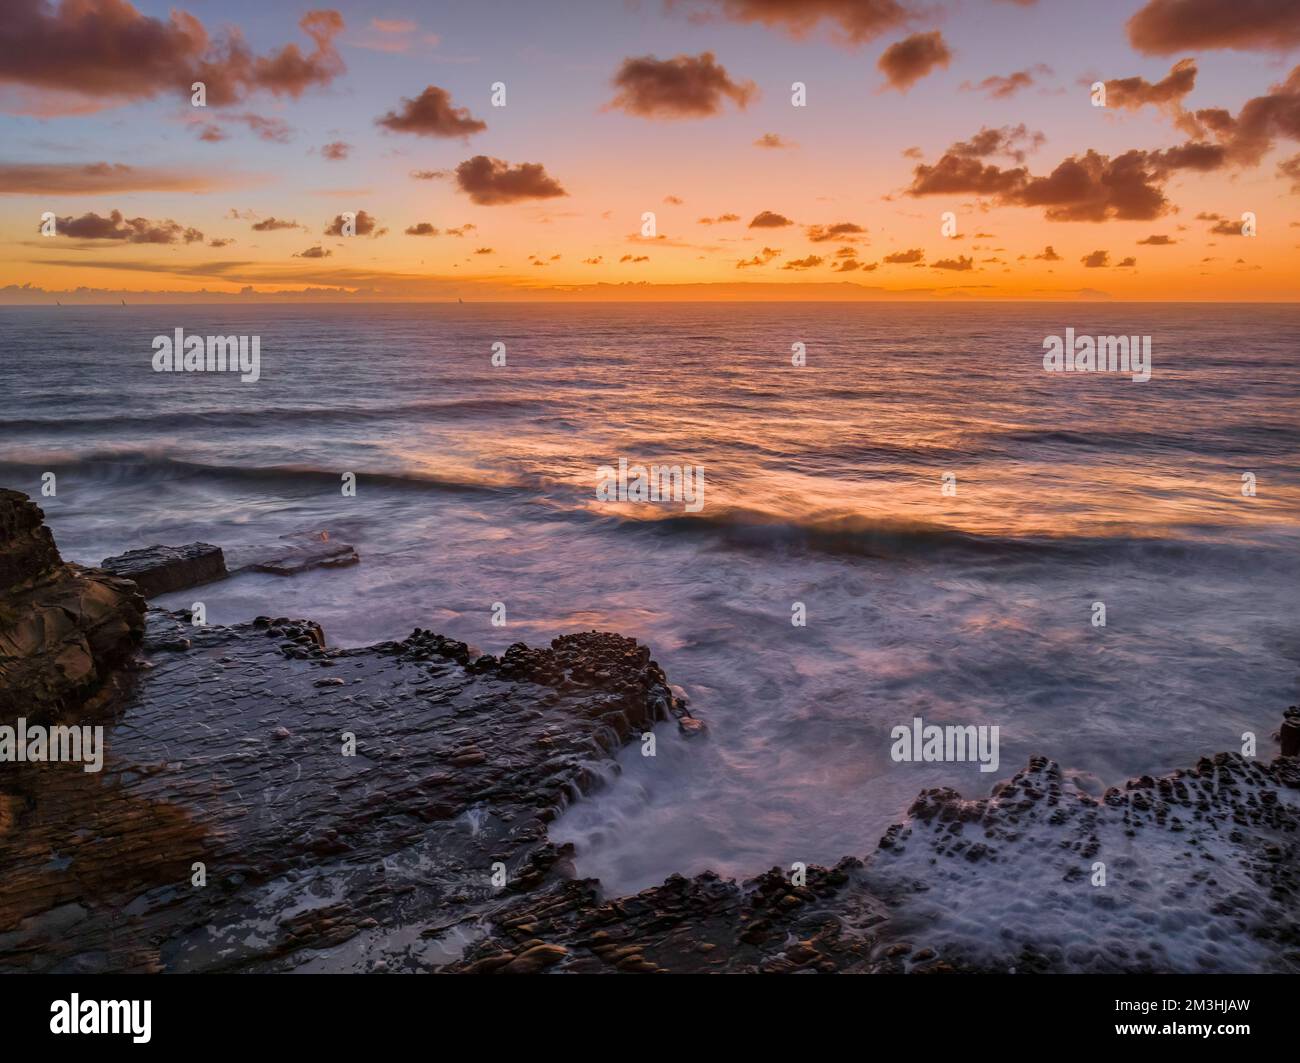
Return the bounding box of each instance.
[0,491,144,724]
[100,543,227,598]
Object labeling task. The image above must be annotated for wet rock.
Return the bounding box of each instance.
[0,604,693,973]
[0,491,144,724]
[100,542,227,598]
[235,531,359,577]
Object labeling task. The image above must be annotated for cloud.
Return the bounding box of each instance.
[44,209,203,243]
[233,113,293,143]
[294,245,332,258]
[1034,246,1061,260]
[0,161,221,195]
[321,141,350,160]
[1138,234,1176,244]
[410,169,448,181]
[1127,0,1300,55]
[749,210,793,228]
[782,255,823,269]
[698,213,740,224]
[1117,256,1137,267]
[806,222,866,242]
[1105,58,1197,116]
[963,65,1051,99]
[0,5,346,114]
[474,247,493,254]
[884,248,924,263]
[736,246,781,267]
[1208,218,1245,235]
[932,255,974,270]
[405,223,439,236]
[664,194,684,205]
[1081,250,1110,267]
[376,85,486,138]
[1280,153,1300,191]
[948,124,1044,162]
[675,0,913,45]
[907,140,1210,221]
[619,254,649,263]
[1178,64,1300,166]
[324,210,384,236]
[833,258,875,272]
[754,132,795,148]
[878,31,951,92]
[251,217,300,231]
[452,155,567,205]
[608,52,755,118]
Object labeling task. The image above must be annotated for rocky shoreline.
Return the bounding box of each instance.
[1,489,1297,973]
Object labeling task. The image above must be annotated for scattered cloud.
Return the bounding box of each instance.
[608,52,755,118]
[377,85,486,138]
[452,155,567,205]
[878,31,951,92]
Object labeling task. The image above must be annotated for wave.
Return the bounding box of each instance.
[0,449,519,495]
[597,506,1225,563]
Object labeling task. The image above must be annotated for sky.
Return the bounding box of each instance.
[2,0,1299,302]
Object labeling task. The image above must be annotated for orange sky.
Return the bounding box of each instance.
[2,0,1299,302]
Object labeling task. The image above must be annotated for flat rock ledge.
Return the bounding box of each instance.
[0,605,697,973]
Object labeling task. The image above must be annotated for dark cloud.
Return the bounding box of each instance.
[754,132,794,148]
[806,222,866,242]
[1081,250,1110,267]
[698,213,740,224]
[1106,58,1197,113]
[1034,246,1061,260]
[324,210,384,236]
[675,0,912,45]
[376,85,486,138]
[907,141,1214,222]
[736,246,780,267]
[321,141,350,160]
[294,245,332,258]
[405,223,439,236]
[0,5,345,113]
[609,52,755,118]
[878,31,951,92]
[1128,0,1300,55]
[1137,234,1175,244]
[932,255,974,270]
[748,210,793,228]
[948,124,1044,162]
[1117,256,1137,267]
[453,156,567,205]
[884,248,923,263]
[251,217,300,231]
[44,209,203,243]
[1179,65,1300,166]
[782,255,823,269]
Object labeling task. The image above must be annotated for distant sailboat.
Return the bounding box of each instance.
[121,299,127,306]
[458,297,464,304]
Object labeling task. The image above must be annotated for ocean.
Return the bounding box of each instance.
[3,302,1298,896]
